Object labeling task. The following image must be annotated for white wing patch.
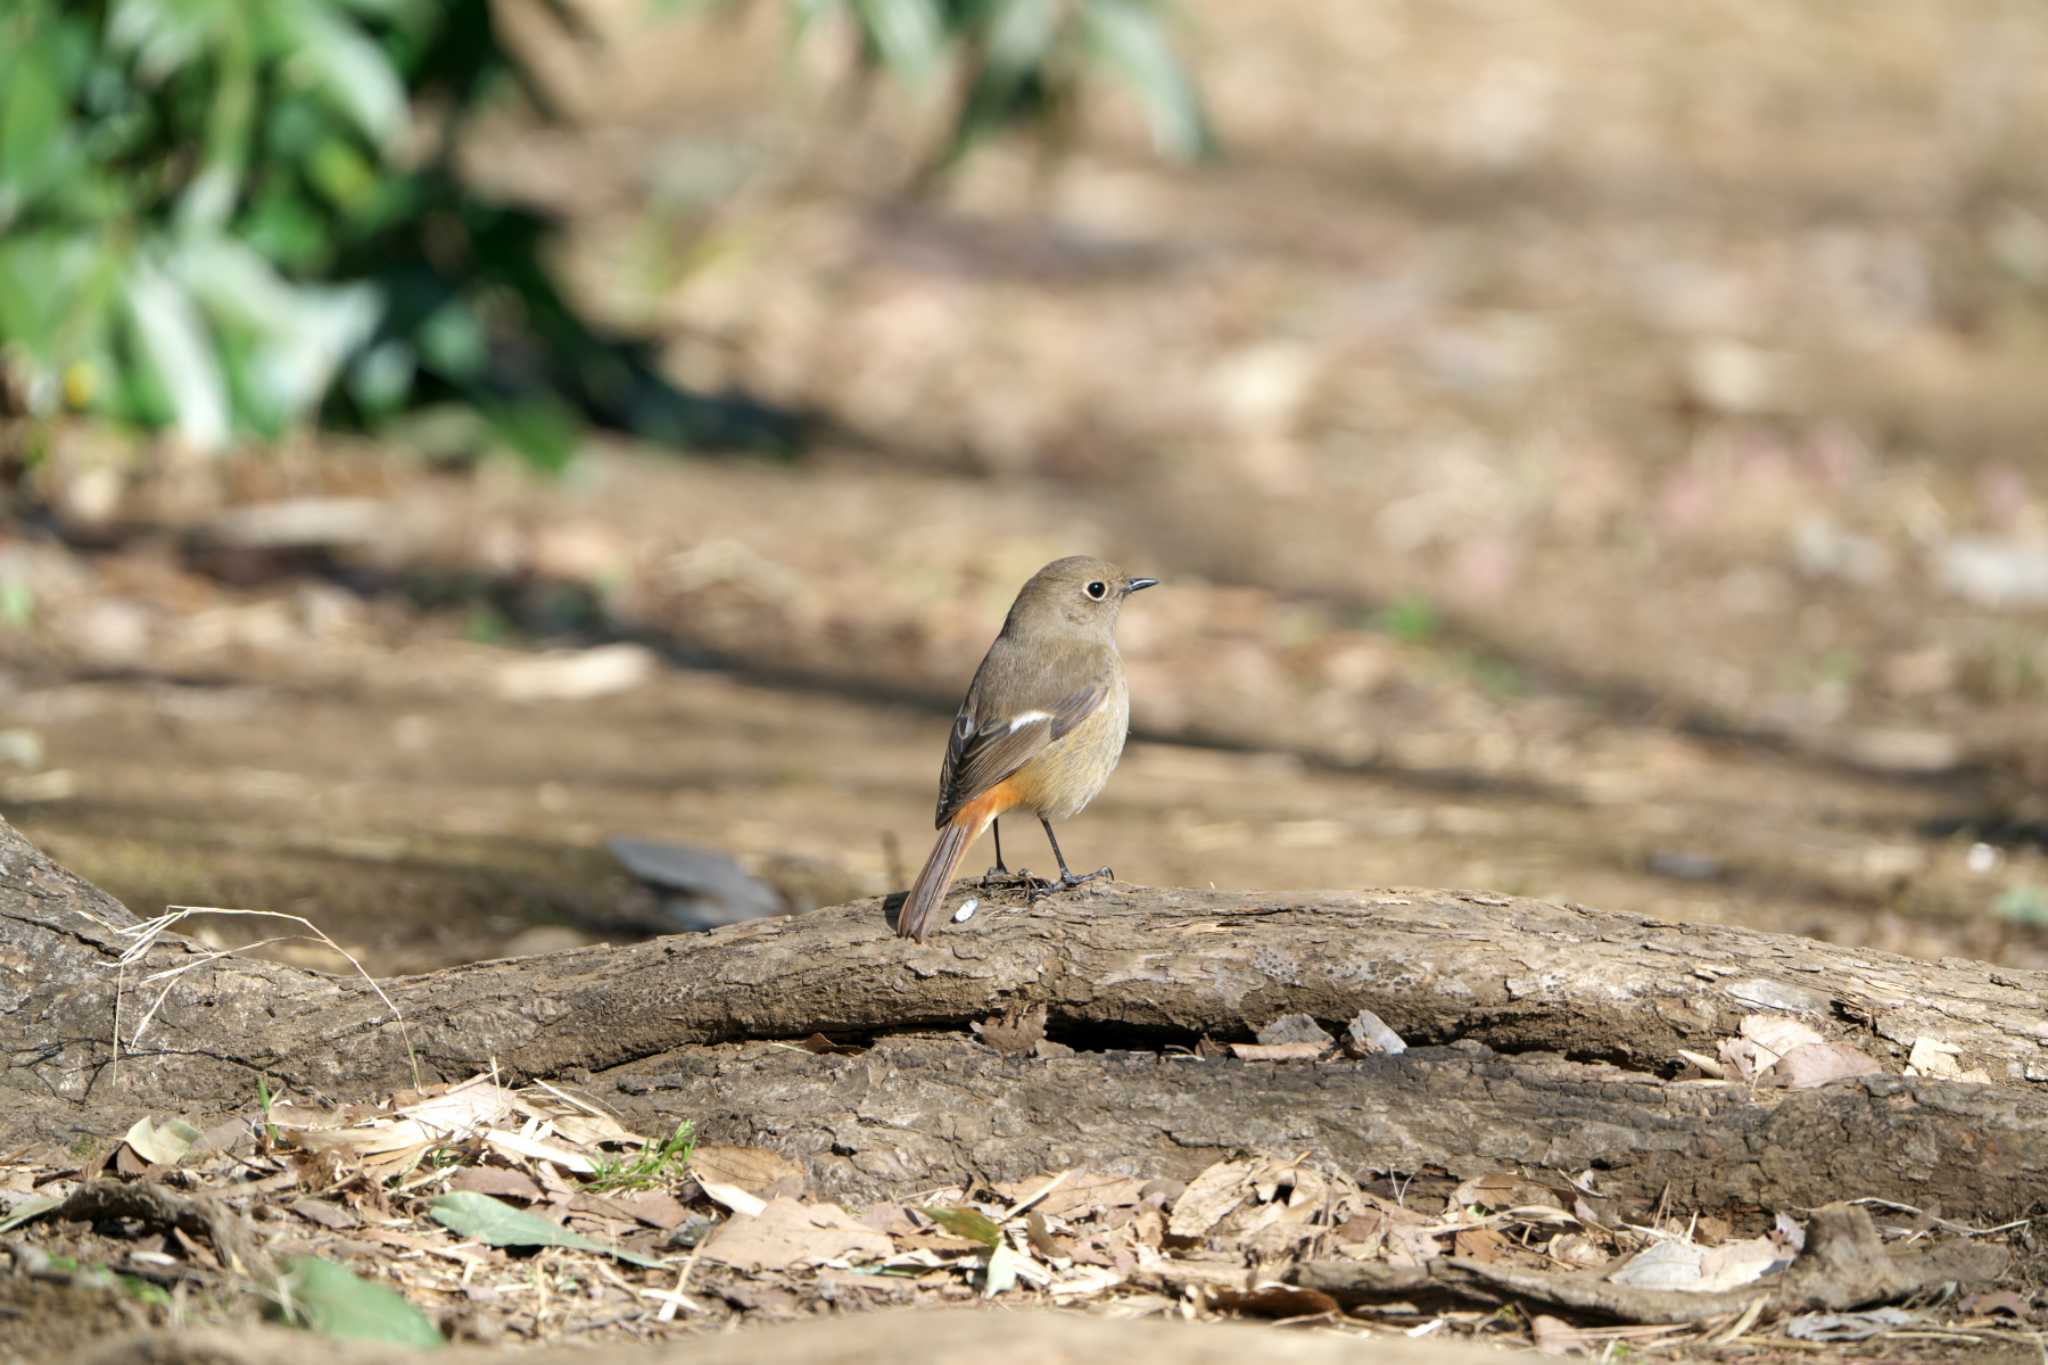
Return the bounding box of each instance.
[1006,710,1053,732]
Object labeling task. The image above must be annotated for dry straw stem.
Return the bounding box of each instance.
[106,904,421,1089]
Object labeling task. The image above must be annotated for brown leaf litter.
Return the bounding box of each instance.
[0,1073,2035,1357]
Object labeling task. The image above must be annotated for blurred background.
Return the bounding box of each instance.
[5,0,2048,974]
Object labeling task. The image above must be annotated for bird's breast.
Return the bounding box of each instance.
[1007,673,1130,821]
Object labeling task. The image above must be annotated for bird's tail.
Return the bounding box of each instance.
[897,817,977,942]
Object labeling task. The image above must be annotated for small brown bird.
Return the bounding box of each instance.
[895,556,1157,942]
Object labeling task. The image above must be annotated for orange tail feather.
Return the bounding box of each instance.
[897,820,978,942]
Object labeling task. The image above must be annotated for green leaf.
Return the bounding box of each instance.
[428,1191,666,1269]
[107,0,225,85]
[348,339,417,415]
[922,1203,1003,1248]
[480,397,578,472]
[176,4,256,232]
[0,579,35,630]
[0,1194,62,1235]
[169,233,382,423]
[851,0,944,80]
[0,44,70,221]
[1080,0,1214,161]
[1994,885,2048,926]
[281,1257,444,1348]
[986,0,1058,73]
[416,300,488,379]
[272,0,409,149]
[1376,594,1439,644]
[125,256,231,450]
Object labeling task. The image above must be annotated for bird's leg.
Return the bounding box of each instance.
[1031,817,1112,901]
[980,818,1040,887]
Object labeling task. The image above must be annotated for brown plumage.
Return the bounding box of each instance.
[895,556,1157,942]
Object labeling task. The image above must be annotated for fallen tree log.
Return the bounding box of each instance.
[598,1034,2048,1215]
[5,816,2046,1221]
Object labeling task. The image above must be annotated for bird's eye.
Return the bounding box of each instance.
[1085,580,1107,600]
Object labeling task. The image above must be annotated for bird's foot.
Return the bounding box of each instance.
[980,864,1048,890]
[1028,866,1113,902]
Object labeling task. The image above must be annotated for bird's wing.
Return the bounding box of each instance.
[935,644,1110,827]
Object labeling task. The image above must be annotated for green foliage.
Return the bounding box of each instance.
[278,1256,445,1348]
[863,0,1214,170]
[0,0,793,463]
[1376,594,1441,644]
[1994,883,2048,926]
[921,1202,1003,1247]
[428,1190,667,1268]
[0,0,1208,462]
[583,1119,696,1193]
[674,0,1215,177]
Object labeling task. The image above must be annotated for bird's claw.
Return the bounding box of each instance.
[1028,866,1113,902]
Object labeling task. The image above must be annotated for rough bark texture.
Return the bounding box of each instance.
[7,816,2048,1221]
[600,1035,2048,1215]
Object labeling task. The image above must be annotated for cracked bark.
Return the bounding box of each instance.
[6,816,2046,1219]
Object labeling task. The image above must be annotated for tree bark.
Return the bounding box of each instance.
[598,1034,2048,1216]
[6,816,2046,1220]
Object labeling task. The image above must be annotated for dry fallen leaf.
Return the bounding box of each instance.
[1695,1234,1783,1291]
[548,1110,643,1149]
[698,1197,893,1272]
[1254,1013,1335,1048]
[698,1180,768,1218]
[1905,1037,1992,1083]
[1227,1042,1325,1061]
[1452,1172,1562,1212]
[1453,1226,1512,1262]
[689,1145,807,1200]
[288,1197,359,1231]
[1025,1210,1064,1260]
[1606,1239,1705,1291]
[1007,1171,1149,1221]
[1784,1307,1919,1341]
[1331,1210,1388,1258]
[975,1002,1049,1055]
[1546,1233,1611,1269]
[400,1076,517,1133]
[1717,1037,1776,1085]
[606,1190,694,1231]
[797,1033,864,1056]
[1959,1290,2031,1319]
[122,1116,203,1167]
[1049,1265,1123,1298]
[1776,1042,1884,1088]
[1740,1013,1825,1057]
[1609,1233,1783,1293]
[484,1128,595,1175]
[446,1166,544,1203]
[1342,1009,1407,1056]
[1721,1013,1847,1087]
[1167,1159,1258,1241]
[1531,1313,1596,1356]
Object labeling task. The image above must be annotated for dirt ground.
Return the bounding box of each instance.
[5,1,2048,1357]
[5,440,2043,977]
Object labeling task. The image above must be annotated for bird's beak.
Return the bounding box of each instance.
[1125,577,1160,594]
